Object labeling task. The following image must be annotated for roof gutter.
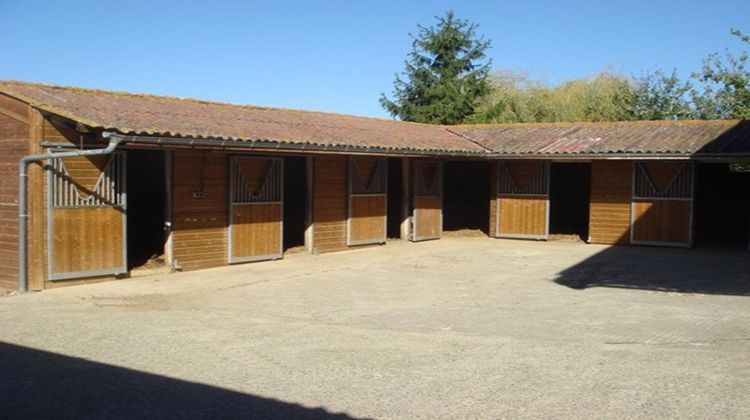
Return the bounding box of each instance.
[480,152,750,159]
[102,134,750,160]
[17,133,123,293]
[105,133,485,158]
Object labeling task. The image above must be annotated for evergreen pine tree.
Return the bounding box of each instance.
[380,11,492,124]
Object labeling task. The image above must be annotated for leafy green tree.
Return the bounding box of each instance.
[380,11,492,124]
[469,70,550,123]
[473,70,634,123]
[632,69,693,120]
[692,29,750,119]
[556,72,634,121]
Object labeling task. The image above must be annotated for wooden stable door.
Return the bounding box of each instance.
[411,160,443,241]
[495,161,549,240]
[229,157,283,263]
[348,157,387,245]
[48,153,127,280]
[631,162,693,247]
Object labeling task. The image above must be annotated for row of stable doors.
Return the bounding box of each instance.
[46,154,446,280]
[493,160,694,246]
[47,155,694,281]
[229,156,446,264]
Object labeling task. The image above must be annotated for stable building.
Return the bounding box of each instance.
[0,81,748,292]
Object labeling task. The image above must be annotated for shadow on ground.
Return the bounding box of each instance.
[554,245,750,296]
[0,342,356,419]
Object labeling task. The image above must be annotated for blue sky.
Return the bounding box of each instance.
[1,0,748,118]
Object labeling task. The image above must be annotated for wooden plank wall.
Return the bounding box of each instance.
[43,118,89,145]
[632,200,691,244]
[349,195,386,243]
[588,161,632,245]
[230,203,282,259]
[172,150,229,270]
[312,155,348,253]
[0,95,31,290]
[413,196,441,240]
[497,196,547,236]
[51,207,123,274]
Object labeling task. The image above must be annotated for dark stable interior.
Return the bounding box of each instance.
[443,161,490,234]
[127,149,166,269]
[283,156,307,250]
[387,158,403,238]
[549,163,591,240]
[694,162,750,247]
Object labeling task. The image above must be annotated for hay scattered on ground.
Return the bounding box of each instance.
[548,234,586,242]
[442,229,488,238]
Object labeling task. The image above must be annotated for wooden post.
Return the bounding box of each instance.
[400,157,411,240]
[27,109,45,290]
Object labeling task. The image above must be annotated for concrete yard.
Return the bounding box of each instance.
[1,238,748,418]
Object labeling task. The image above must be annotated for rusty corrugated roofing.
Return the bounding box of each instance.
[1,80,749,156]
[0,81,485,153]
[449,120,750,155]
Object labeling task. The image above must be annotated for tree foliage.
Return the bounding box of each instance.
[383,19,748,123]
[380,11,492,124]
[692,28,750,119]
[632,69,693,120]
[473,71,634,123]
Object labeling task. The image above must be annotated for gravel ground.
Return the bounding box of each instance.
[0,238,748,419]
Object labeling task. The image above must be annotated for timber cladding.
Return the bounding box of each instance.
[498,196,547,236]
[588,161,632,245]
[51,207,124,274]
[348,195,386,244]
[632,200,691,244]
[231,203,282,259]
[312,155,348,253]
[0,99,30,290]
[172,150,229,270]
[413,196,441,240]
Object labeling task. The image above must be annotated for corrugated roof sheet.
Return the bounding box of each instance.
[1,80,749,156]
[450,120,750,155]
[0,81,484,153]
